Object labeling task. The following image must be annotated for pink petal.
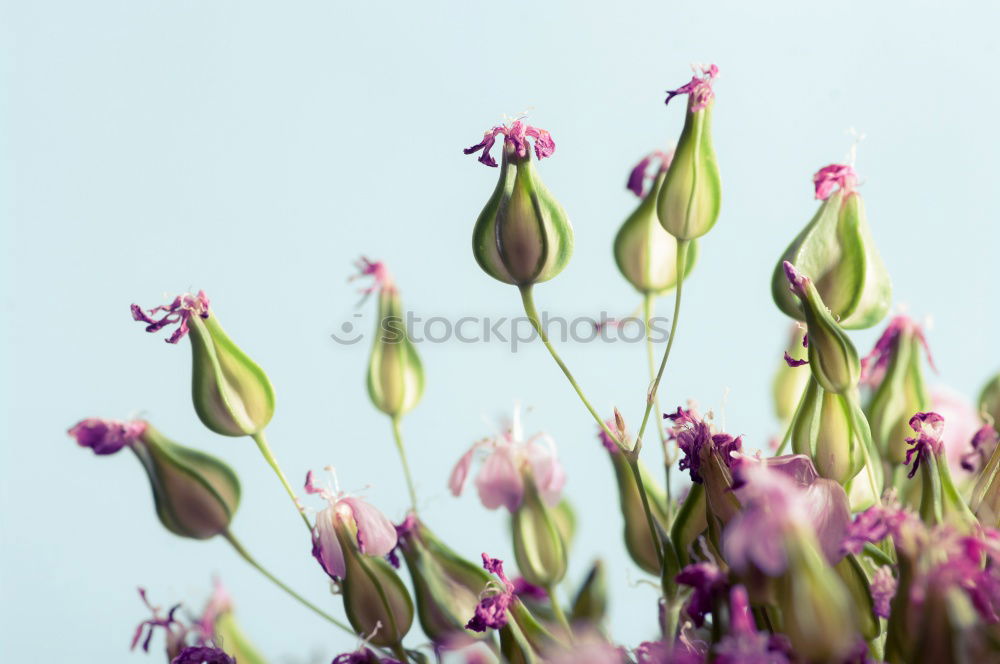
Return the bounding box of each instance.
[932,387,983,475]
[312,507,346,579]
[475,446,525,512]
[340,497,398,556]
[802,478,851,564]
[448,443,481,497]
[524,435,566,506]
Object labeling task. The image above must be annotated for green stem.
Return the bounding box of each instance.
[518,285,619,446]
[644,293,673,523]
[390,416,419,513]
[251,430,313,532]
[223,530,355,636]
[632,241,688,456]
[545,585,574,642]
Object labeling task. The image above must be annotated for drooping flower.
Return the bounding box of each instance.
[627,149,673,198]
[675,561,728,627]
[171,647,235,664]
[449,405,565,512]
[68,417,147,455]
[870,566,897,619]
[664,64,719,111]
[466,554,516,632]
[812,163,858,201]
[464,119,555,168]
[305,468,398,580]
[131,291,211,344]
[904,411,946,479]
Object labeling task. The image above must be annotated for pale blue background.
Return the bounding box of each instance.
[3,1,999,661]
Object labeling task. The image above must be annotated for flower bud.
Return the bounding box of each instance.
[772,326,810,422]
[352,258,425,417]
[772,164,891,329]
[864,316,934,465]
[570,560,608,626]
[781,262,861,394]
[131,292,275,437]
[904,412,977,530]
[395,514,492,644]
[465,120,573,286]
[979,371,1000,428]
[615,151,699,294]
[657,65,722,241]
[70,418,241,539]
[791,379,864,484]
[511,477,568,588]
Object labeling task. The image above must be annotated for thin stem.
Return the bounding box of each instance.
[633,241,689,455]
[644,292,673,523]
[545,585,574,642]
[390,416,419,513]
[222,531,355,636]
[518,285,619,445]
[251,431,313,532]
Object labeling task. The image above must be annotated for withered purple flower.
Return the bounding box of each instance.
[466,554,515,632]
[675,561,728,627]
[131,291,211,344]
[68,417,146,455]
[627,149,673,198]
[463,119,554,167]
[664,64,720,111]
[904,411,946,479]
[171,646,235,664]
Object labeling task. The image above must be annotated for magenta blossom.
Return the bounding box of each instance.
[841,496,916,555]
[904,411,946,479]
[812,163,858,201]
[714,586,790,664]
[350,256,395,296]
[171,647,235,664]
[463,119,555,167]
[664,64,720,112]
[627,149,673,198]
[131,291,211,344]
[466,554,516,632]
[68,417,146,455]
[449,405,566,512]
[332,648,401,664]
[675,561,728,627]
[860,315,935,386]
[192,578,232,645]
[304,467,398,580]
[666,405,742,484]
[870,565,897,619]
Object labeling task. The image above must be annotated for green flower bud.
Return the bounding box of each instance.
[772,326,810,422]
[781,262,861,394]
[791,379,864,484]
[570,560,608,626]
[979,371,1000,427]
[465,120,573,286]
[337,524,414,647]
[616,155,699,294]
[353,259,425,417]
[657,66,722,241]
[131,292,275,437]
[511,477,568,588]
[72,420,240,540]
[772,165,891,330]
[395,515,491,644]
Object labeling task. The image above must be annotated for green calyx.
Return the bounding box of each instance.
[656,102,721,241]
[511,477,568,588]
[772,190,891,330]
[472,145,574,286]
[130,424,241,539]
[367,287,424,417]
[867,329,931,464]
[792,270,862,394]
[188,314,275,437]
[615,171,699,294]
[607,450,670,575]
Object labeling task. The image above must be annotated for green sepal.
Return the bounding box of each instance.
[130,424,240,540]
[867,332,929,464]
[834,554,880,641]
[608,451,670,575]
[511,478,567,588]
[337,526,414,647]
[670,482,707,568]
[472,146,574,286]
[978,372,1000,428]
[614,171,698,294]
[366,287,424,417]
[570,559,608,625]
[793,273,862,394]
[656,101,721,241]
[188,314,275,437]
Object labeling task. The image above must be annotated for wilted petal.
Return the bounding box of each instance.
[340,496,398,556]
[801,478,851,563]
[524,435,566,505]
[312,507,346,579]
[475,445,525,512]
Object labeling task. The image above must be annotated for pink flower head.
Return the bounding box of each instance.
[448,405,565,512]
[463,119,555,167]
[860,315,936,386]
[904,411,946,479]
[131,291,211,344]
[664,64,720,112]
[665,405,742,484]
[627,149,674,198]
[466,554,516,632]
[304,468,398,580]
[714,586,790,664]
[812,163,858,200]
[841,495,917,556]
[870,565,897,619]
[350,256,395,295]
[962,424,1000,473]
[68,417,147,455]
[193,578,232,644]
